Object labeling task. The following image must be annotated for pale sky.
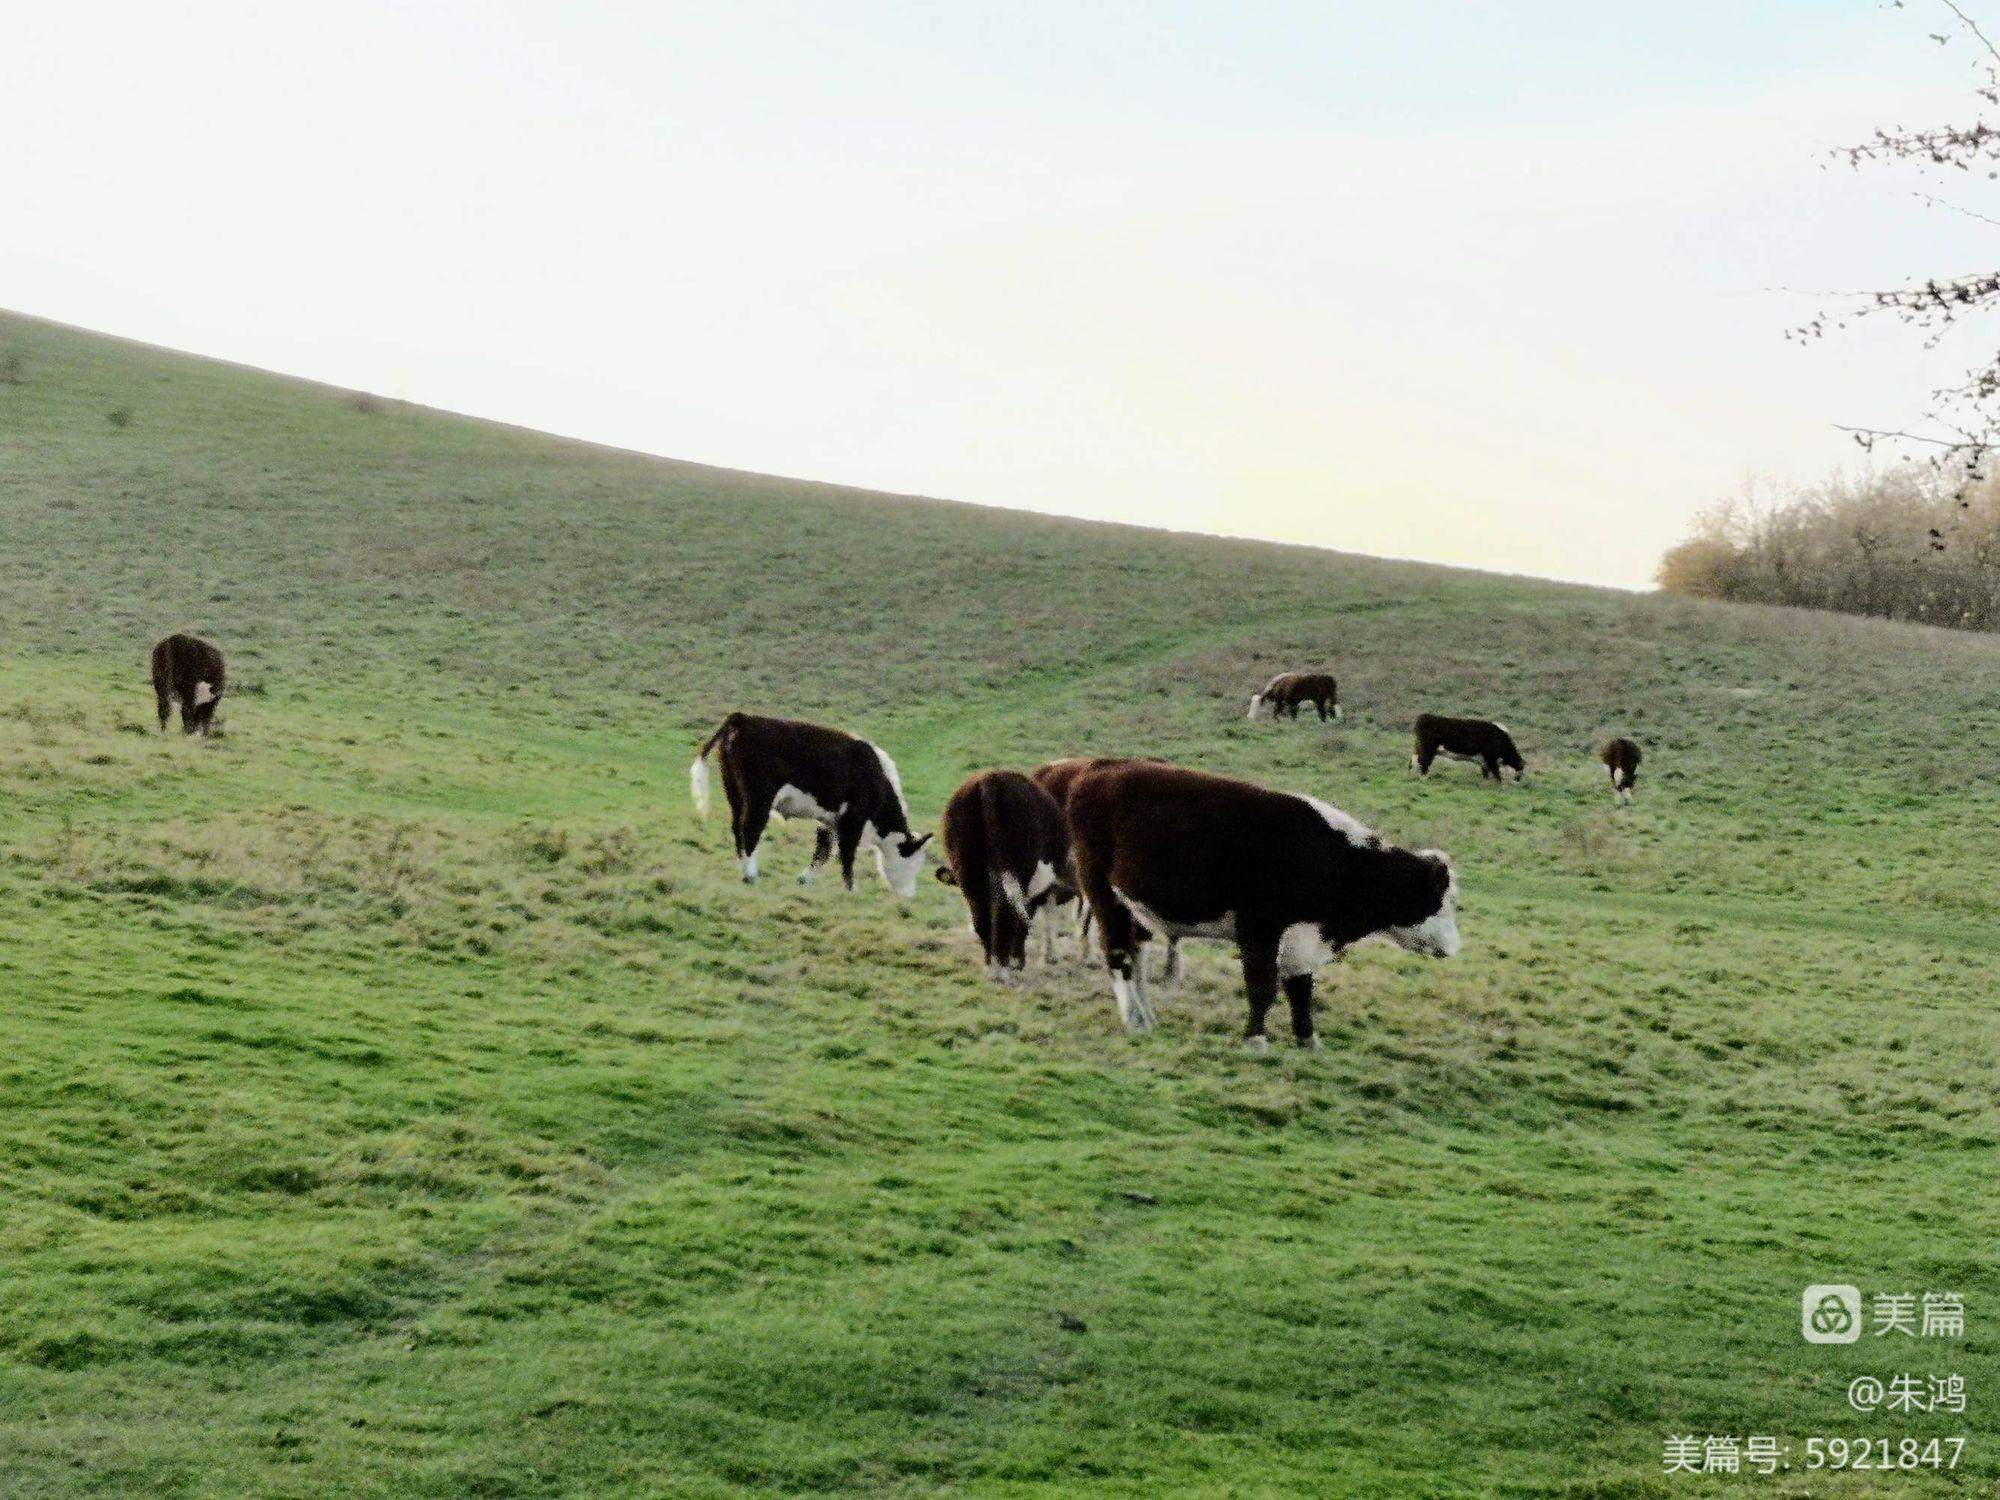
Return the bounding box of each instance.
[7,2,1998,587]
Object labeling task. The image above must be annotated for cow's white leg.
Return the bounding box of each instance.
[739,850,760,883]
[1040,910,1058,964]
[1111,972,1142,1030]
[1131,948,1157,1029]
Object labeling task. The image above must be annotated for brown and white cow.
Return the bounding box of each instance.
[690,712,931,896]
[1411,713,1525,783]
[150,634,226,737]
[1066,762,1460,1047]
[1600,737,1642,804]
[1246,671,1341,723]
[937,769,1072,983]
[1030,756,1182,978]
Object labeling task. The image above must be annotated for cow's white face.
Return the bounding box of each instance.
[1385,850,1461,957]
[872,829,933,898]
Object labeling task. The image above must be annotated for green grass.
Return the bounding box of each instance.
[1,308,1996,1497]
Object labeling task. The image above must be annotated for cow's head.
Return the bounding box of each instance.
[1502,749,1527,784]
[1382,848,1461,957]
[873,830,933,898]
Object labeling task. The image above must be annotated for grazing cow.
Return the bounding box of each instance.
[1246,671,1341,722]
[690,712,931,896]
[1411,714,1526,783]
[1029,756,1182,979]
[938,770,1072,983]
[1600,736,1642,804]
[1066,762,1460,1046]
[150,634,226,737]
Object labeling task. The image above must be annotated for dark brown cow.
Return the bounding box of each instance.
[1600,737,1643,804]
[690,712,931,895]
[1411,714,1525,783]
[1030,756,1182,978]
[937,770,1072,983]
[1246,671,1341,723]
[1066,762,1460,1046]
[150,634,226,737]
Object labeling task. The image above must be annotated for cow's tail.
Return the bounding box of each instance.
[982,777,1035,923]
[689,716,734,819]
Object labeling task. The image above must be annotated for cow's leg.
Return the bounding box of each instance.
[965,875,998,976]
[987,882,1017,984]
[1482,756,1500,781]
[1076,902,1094,962]
[720,758,750,863]
[1153,937,1184,987]
[1083,883,1152,1033]
[155,687,172,734]
[1410,748,1430,777]
[736,795,773,882]
[1241,940,1280,1054]
[1039,900,1059,964]
[799,825,835,883]
[1284,973,1322,1050]
[1130,929,1154,1024]
[1316,698,1330,722]
[835,810,867,891]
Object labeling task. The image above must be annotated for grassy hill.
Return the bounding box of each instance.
[1,308,1995,1498]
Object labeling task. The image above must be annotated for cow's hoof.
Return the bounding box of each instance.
[1244,1035,1271,1056]
[1298,1035,1324,1053]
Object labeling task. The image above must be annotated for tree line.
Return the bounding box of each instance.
[1657,466,2000,631]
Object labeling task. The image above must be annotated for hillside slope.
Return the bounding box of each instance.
[1,310,1995,1497]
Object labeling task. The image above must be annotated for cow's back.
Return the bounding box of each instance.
[152,634,226,694]
[945,770,1066,886]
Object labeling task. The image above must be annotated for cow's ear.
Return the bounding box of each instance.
[907,832,933,855]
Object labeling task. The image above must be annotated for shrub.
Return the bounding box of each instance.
[1656,467,2000,630]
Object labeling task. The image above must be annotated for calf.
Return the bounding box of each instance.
[1600,737,1642,804]
[1066,761,1459,1047]
[1246,671,1341,722]
[938,770,1072,983]
[1411,714,1525,783]
[1030,756,1182,979]
[150,634,226,737]
[690,712,931,896]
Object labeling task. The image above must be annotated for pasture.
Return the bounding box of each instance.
[1,309,1996,1496]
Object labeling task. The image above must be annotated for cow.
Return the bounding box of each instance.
[150,634,226,737]
[937,769,1072,983]
[1411,714,1525,783]
[1600,736,1642,804]
[1066,761,1460,1047]
[1246,671,1341,723]
[689,712,931,896]
[1029,756,1182,980]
